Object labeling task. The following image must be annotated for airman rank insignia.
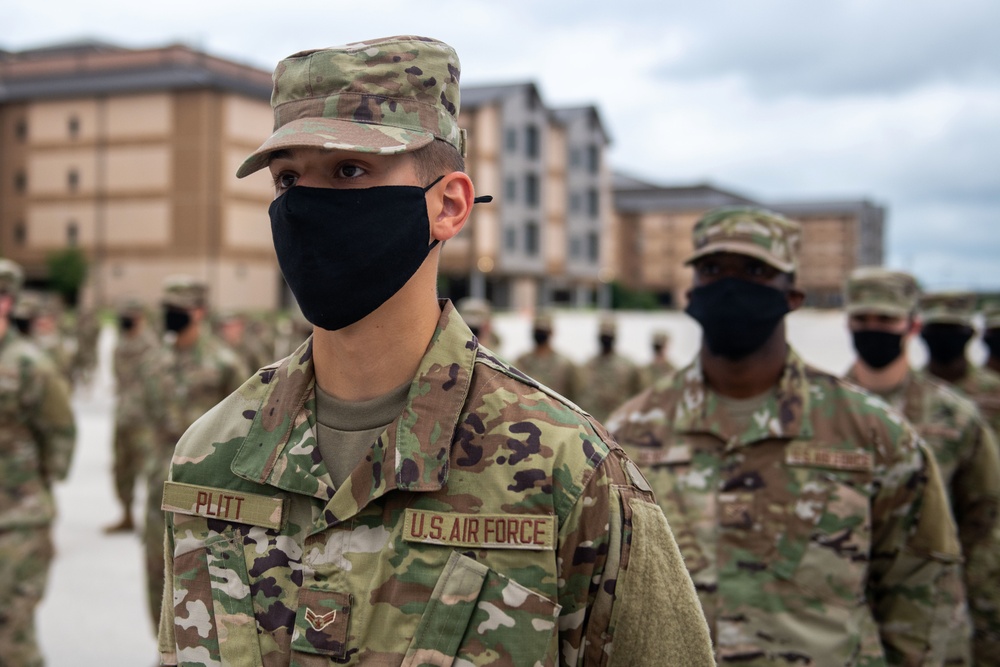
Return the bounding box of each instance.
[403,508,555,550]
[161,481,285,529]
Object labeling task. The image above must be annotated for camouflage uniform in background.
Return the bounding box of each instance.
[576,314,642,422]
[71,307,101,387]
[609,209,963,665]
[0,259,77,666]
[141,277,248,632]
[640,329,677,389]
[215,309,274,372]
[844,268,1000,664]
[920,292,1000,437]
[456,296,503,353]
[108,300,160,532]
[14,292,75,382]
[514,311,579,401]
[160,301,714,666]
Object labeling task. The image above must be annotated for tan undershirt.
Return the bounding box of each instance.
[715,389,774,434]
[314,380,410,489]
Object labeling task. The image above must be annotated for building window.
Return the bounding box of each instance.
[569,191,581,214]
[569,235,581,259]
[15,119,28,142]
[14,222,26,246]
[525,221,539,257]
[587,188,599,218]
[504,226,517,251]
[505,128,517,153]
[68,116,80,139]
[525,173,539,207]
[67,169,79,192]
[67,221,79,246]
[587,145,600,174]
[505,177,516,203]
[569,147,581,168]
[587,231,599,262]
[525,125,539,159]
[14,171,26,194]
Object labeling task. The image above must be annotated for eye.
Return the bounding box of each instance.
[274,172,298,191]
[336,163,367,179]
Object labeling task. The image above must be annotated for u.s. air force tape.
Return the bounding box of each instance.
[403,508,555,550]
[162,481,284,530]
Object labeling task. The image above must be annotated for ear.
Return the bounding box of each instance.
[427,172,474,242]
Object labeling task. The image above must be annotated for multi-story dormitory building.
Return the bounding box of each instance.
[612,172,886,308]
[1,40,884,313]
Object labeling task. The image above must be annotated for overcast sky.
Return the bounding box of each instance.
[6,0,999,291]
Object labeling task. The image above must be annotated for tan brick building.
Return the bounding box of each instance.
[613,173,885,307]
[0,40,278,310]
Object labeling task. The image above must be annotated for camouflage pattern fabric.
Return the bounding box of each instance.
[158,301,715,666]
[640,357,677,390]
[945,365,1000,439]
[238,36,467,178]
[0,526,53,667]
[576,352,642,423]
[847,367,1000,664]
[112,325,160,510]
[685,207,802,273]
[71,308,101,385]
[608,348,963,666]
[141,332,248,631]
[513,348,579,402]
[0,328,75,665]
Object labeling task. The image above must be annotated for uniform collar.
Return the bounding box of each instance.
[231,300,476,513]
[675,347,814,448]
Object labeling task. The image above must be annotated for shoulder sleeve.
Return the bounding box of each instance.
[28,357,76,481]
[557,445,714,667]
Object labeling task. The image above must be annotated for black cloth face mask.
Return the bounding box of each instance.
[598,334,615,355]
[119,315,137,333]
[164,307,192,333]
[533,329,551,346]
[270,180,442,332]
[921,325,973,364]
[852,330,904,369]
[984,330,1000,359]
[685,277,791,360]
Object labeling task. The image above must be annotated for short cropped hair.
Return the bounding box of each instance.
[412,139,465,183]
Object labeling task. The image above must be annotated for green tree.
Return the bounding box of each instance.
[46,247,88,307]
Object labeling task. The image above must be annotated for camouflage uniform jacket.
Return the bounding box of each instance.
[513,348,579,402]
[0,329,76,529]
[608,348,962,666]
[943,364,1000,439]
[158,302,714,667]
[640,357,677,391]
[575,352,642,423]
[114,327,161,428]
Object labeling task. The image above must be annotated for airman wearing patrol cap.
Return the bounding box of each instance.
[140,275,247,633]
[514,309,579,400]
[920,291,1000,436]
[105,297,158,534]
[156,36,714,667]
[640,328,676,389]
[576,312,641,422]
[608,207,962,664]
[844,267,999,663]
[0,258,76,664]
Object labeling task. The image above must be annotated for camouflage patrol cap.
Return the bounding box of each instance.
[845,267,921,318]
[983,299,1000,331]
[0,258,24,296]
[162,275,208,310]
[456,297,491,328]
[116,297,145,316]
[919,291,977,327]
[685,207,801,273]
[237,35,465,179]
[533,310,554,331]
[13,290,43,320]
[598,313,617,336]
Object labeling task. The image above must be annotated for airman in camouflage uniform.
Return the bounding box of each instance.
[104,298,159,533]
[157,36,714,667]
[576,313,642,422]
[0,259,76,666]
[514,310,579,401]
[608,208,963,665]
[640,328,677,389]
[984,301,1000,375]
[215,309,273,372]
[13,291,75,382]
[456,296,502,353]
[71,307,101,388]
[920,292,1000,436]
[141,277,248,632]
[843,267,1000,664]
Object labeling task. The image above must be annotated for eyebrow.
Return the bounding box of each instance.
[267,149,291,165]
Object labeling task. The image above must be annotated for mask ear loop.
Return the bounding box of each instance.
[424,175,494,248]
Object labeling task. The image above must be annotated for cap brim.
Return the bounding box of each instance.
[236,117,436,178]
[846,304,910,318]
[684,241,795,273]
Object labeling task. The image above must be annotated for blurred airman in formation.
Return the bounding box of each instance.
[575,313,642,422]
[640,328,676,389]
[514,310,579,400]
[0,259,76,665]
